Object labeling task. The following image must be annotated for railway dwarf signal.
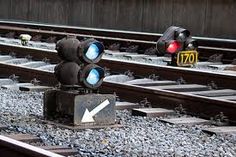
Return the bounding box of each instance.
[166,40,181,54]
[45,36,115,127]
[156,26,198,66]
[54,37,105,90]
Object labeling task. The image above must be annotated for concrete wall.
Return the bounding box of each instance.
[0,0,235,39]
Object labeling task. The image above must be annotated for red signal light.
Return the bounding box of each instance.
[166,41,180,54]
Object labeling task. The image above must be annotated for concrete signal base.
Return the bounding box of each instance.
[44,89,116,126]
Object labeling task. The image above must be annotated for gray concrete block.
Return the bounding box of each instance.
[160,117,210,125]
[203,126,236,135]
[20,85,52,92]
[132,108,175,117]
[115,101,140,110]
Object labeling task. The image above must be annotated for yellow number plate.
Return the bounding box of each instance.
[177,50,198,66]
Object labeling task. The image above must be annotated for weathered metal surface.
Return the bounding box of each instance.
[132,108,175,117]
[43,89,57,119]
[74,94,116,125]
[44,89,116,126]
[0,0,236,38]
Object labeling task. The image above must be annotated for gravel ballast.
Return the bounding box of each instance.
[0,88,235,157]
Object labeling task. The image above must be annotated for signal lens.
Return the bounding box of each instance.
[83,41,104,63]
[85,44,100,60]
[167,41,180,54]
[176,32,187,41]
[86,68,100,85]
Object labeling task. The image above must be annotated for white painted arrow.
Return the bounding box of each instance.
[81,99,110,123]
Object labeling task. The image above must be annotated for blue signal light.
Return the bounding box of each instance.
[85,44,100,60]
[86,69,100,85]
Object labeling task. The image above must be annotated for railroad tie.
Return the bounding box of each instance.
[40,146,80,156]
[0,124,7,130]
[5,134,42,143]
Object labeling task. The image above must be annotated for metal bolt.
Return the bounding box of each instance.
[30,78,40,86]
[148,74,159,81]
[124,70,134,78]
[207,81,218,90]
[175,104,186,116]
[42,57,50,64]
[177,77,186,84]
[139,98,151,108]
[9,74,19,83]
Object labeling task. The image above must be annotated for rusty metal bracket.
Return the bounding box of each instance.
[9,74,19,83]
[46,36,57,43]
[31,34,42,41]
[231,59,236,65]
[148,74,159,81]
[124,70,134,79]
[177,77,186,84]
[126,45,139,53]
[30,78,40,86]
[175,104,187,116]
[144,47,157,55]
[210,112,229,126]
[9,52,16,58]
[104,67,111,76]
[139,98,151,108]
[25,55,33,61]
[113,92,120,101]
[42,57,50,64]
[207,81,218,90]
[5,32,15,38]
[208,54,223,63]
[108,43,120,51]
[44,90,116,126]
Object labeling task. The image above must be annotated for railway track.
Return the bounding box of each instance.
[0,43,235,123]
[0,42,235,156]
[0,135,62,157]
[0,126,79,157]
[0,21,236,155]
[0,20,236,63]
[1,20,236,49]
[0,85,234,157]
[0,41,235,88]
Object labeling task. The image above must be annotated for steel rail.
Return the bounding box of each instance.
[0,43,236,89]
[0,25,236,63]
[0,135,64,157]
[1,20,236,49]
